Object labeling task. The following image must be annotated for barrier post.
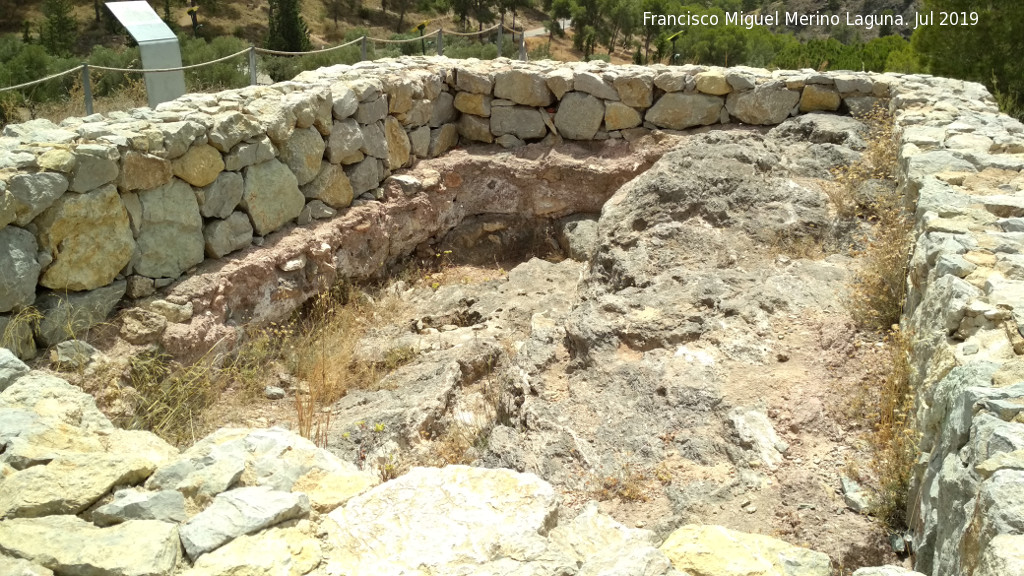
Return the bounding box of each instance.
[248,46,257,86]
[437,29,443,56]
[360,36,367,61]
[519,31,526,61]
[81,64,93,115]
[497,26,502,56]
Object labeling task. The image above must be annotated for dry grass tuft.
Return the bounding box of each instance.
[593,463,649,503]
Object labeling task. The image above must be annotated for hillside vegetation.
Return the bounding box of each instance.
[1,0,1021,125]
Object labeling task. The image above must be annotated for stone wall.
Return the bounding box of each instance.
[893,76,1024,574]
[0,56,891,358]
[1,56,1024,574]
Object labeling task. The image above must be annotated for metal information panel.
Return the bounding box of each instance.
[106,1,186,108]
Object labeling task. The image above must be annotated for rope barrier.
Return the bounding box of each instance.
[0,66,84,93]
[0,22,528,93]
[254,35,364,56]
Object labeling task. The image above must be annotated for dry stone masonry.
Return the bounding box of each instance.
[1,56,1023,575]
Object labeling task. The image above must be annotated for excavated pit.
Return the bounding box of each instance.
[36,115,910,573]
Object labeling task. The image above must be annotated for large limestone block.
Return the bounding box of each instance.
[429,91,457,127]
[326,119,364,164]
[574,71,618,100]
[976,534,1024,576]
[353,95,388,124]
[409,125,430,158]
[695,71,732,95]
[494,69,554,107]
[0,453,156,519]
[455,66,494,94]
[69,143,119,192]
[646,93,724,130]
[604,102,642,131]
[6,172,69,226]
[0,556,52,576]
[0,228,40,313]
[799,85,841,112]
[545,68,574,99]
[358,121,388,160]
[33,281,125,347]
[554,92,605,140]
[136,179,205,279]
[204,212,253,259]
[36,149,75,173]
[118,151,172,192]
[330,84,359,119]
[245,97,296,143]
[302,162,354,209]
[279,126,326,186]
[241,159,304,236]
[0,516,180,576]
[547,502,675,575]
[384,117,411,169]
[195,171,244,219]
[34,184,134,291]
[614,74,654,108]
[172,143,225,188]
[179,487,310,560]
[224,136,276,172]
[429,124,459,157]
[180,527,321,576]
[208,111,262,153]
[0,348,29,392]
[344,158,383,196]
[323,466,558,575]
[157,120,207,159]
[458,114,494,143]
[454,92,492,117]
[660,525,831,576]
[93,489,187,527]
[726,82,801,125]
[490,106,547,140]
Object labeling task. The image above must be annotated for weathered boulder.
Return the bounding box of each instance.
[0,349,29,392]
[455,66,494,95]
[554,92,605,140]
[353,95,388,125]
[93,489,188,527]
[322,466,558,575]
[6,172,69,226]
[178,486,310,560]
[69,143,119,192]
[32,280,125,347]
[245,97,296,144]
[136,179,205,279]
[171,143,225,188]
[728,407,787,470]
[204,212,254,258]
[241,159,304,236]
[490,106,547,140]
[34,184,134,291]
[279,126,326,186]
[660,525,831,576]
[157,120,207,159]
[429,91,457,127]
[0,227,40,313]
[118,151,172,193]
[0,516,180,576]
[195,171,244,220]
[0,556,52,576]
[50,340,96,371]
[408,125,430,158]
[359,121,389,160]
[546,502,675,576]
[646,93,723,130]
[545,68,574,99]
[384,116,411,169]
[726,82,801,125]
[0,315,36,360]
[330,84,359,119]
[178,527,321,576]
[976,534,1024,576]
[118,307,168,345]
[0,452,156,519]
[301,162,354,209]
